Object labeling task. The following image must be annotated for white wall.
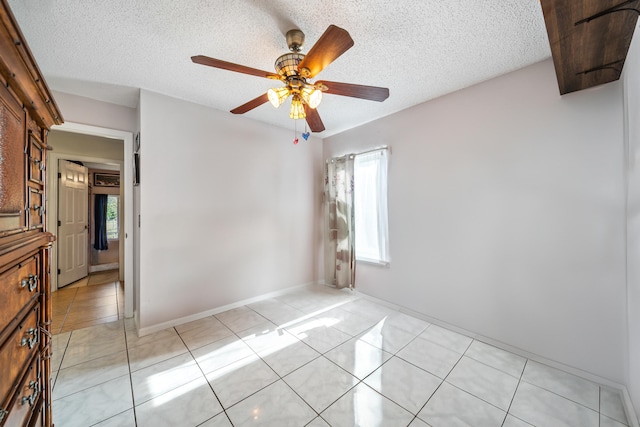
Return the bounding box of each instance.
[624,29,640,420]
[48,131,124,160]
[137,90,322,329]
[324,58,628,384]
[49,94,137,317]
[52,91,138,133]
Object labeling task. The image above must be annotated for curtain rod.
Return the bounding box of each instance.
[327,146,390,162]
[355,146,390,156]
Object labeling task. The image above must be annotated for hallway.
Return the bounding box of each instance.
[52,270,125,334]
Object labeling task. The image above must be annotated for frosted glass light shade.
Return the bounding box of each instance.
[267,87,290,108]
[289,96,306,119]
[301,86,322,109]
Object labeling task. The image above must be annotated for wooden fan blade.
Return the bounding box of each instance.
[304,105,325,132]
[231,93,269,114]
[297,25,354,78]
[316,80,389,102]
[192,55,280,79]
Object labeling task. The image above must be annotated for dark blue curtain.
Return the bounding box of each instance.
[94,194,109,250]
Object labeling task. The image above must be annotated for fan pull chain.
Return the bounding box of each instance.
[302,122,310,141]
[293,119,299,145]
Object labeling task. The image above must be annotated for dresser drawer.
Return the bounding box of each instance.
[0,306,40,410]
[1,354,40,427]
[27,190,43,230]
[0,255,40,336]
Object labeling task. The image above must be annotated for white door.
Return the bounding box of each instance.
[58,160,89,287]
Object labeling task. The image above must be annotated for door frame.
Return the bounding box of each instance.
[47,122,134,318]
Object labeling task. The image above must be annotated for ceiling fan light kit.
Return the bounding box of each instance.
[269,49,323,117]
[301,85,322,108]
[192,24,389,134]
[267,86,290,107]
[289,94,306,119]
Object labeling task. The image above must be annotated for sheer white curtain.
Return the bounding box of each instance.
[324,155,356,289]
[354,148,389,264]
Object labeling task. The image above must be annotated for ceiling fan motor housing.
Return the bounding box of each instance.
[286,29,305,52]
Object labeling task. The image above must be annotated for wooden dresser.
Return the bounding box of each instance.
[0,1,63,426]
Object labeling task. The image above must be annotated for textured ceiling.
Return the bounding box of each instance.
[8,0,551,137]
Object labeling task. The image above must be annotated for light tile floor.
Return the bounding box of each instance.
[52,270,124,334]
[50,285,631,427]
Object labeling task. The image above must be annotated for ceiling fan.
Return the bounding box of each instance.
[192,25,389,133]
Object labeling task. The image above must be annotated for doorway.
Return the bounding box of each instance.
[47,123,134,318]
[57,160,123,288]
[86,165,122,274]
[57,159,89,287]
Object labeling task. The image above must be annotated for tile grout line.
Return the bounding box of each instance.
[410,338,478,425]
[202,340,236,426]
[122,319,139,427]
[462,344,527,380]
[56,287,78,333]
[50,329,73,401]
[518,375,603,414]
[58,281,120,333]
[53,320,131,425]
[177,320,237,426]
[265,296,429,422]
[503,358,529,426]
[234,301,366,424]
[343,316,436,421]
[219,308,313,423]
[295,302,414,422]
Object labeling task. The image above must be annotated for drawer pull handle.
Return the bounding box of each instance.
[20,328,38,349]
[21,274,38,292]
[31,205,44,216]
[21,381,39,407]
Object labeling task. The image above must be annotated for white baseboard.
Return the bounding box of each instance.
[623,388,640,427]
[89,263,119,273]
[136,280,323,337]
[353,289,639,426]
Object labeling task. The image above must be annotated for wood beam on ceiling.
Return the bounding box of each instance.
[540,0,640,95]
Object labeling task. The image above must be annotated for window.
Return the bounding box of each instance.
[354,148,389,264]
[106,195,119,240]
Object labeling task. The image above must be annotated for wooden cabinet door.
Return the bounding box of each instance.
[0,84,26,234]
[27,133,44,185]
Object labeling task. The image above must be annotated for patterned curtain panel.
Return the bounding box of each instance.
[324,154,356,289]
